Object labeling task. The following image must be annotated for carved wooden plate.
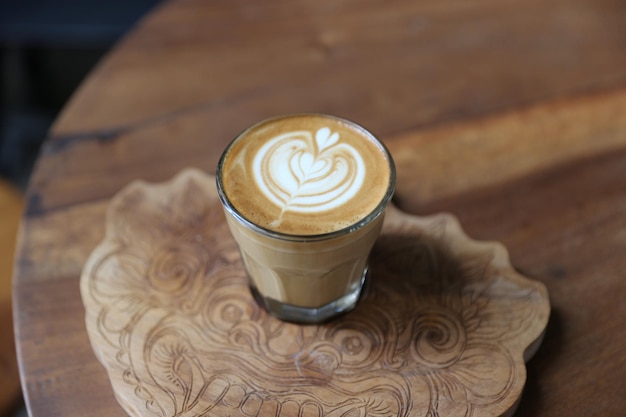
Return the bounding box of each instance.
[81,168,550,417]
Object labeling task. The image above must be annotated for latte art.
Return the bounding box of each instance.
[253,127,365,219]
[218,114,394,236]
[217,114,396,320]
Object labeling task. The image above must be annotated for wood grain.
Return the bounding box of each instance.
[51,0,626,138]
[0,180,23,415]
[12,0,626,416]
[386,88,626,210]
[80,169,549,417]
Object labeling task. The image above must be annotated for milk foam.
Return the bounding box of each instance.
[219,114,394,235]
[252,127,365,222]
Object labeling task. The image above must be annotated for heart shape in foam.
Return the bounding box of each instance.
[316,127,340,151]
[292,152,329,184]
[253,127,365,216]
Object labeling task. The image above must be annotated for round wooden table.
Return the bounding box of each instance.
[13,0,626,416]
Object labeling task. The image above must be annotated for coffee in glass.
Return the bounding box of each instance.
[216,114,395,323]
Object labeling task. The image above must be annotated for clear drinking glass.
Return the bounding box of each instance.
[216,114,395,323]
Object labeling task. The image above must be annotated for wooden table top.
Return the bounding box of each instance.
[13,0,626,416]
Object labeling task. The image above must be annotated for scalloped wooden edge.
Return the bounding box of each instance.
[81,168,551,417]
[385,204,550,362]
[383,204,550,417]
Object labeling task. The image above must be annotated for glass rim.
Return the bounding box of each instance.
[215,113,396,242]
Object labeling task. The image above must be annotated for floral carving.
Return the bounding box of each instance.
[81,169,550,417]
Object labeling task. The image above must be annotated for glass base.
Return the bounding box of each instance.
[249,268,368,324]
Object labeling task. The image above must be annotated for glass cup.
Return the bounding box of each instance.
[216,114,395,323]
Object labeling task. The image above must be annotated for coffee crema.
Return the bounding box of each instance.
[219,114,393,235]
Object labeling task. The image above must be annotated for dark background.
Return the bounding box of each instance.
[0,2,162,415]
[1,0,162,189]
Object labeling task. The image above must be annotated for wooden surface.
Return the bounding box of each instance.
[12,0,626,416]
[80,169,549,417]
[0,180,23,415]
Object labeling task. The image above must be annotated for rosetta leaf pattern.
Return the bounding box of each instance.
[253,127,365,220]
[81,169,550,417]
